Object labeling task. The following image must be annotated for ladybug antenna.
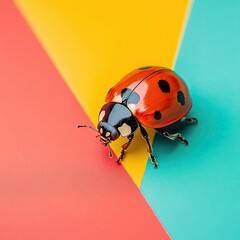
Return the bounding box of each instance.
[107,144,113,158]
[77,124,98,133]
[78,124,112,158]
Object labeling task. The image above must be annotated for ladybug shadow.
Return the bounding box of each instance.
[161,120,195,136]
[152,119,198,159]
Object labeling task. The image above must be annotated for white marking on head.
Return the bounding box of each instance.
[118,123,132,137]
[100,128,103,134]
[105,132,110,137]
[99,110,105,122]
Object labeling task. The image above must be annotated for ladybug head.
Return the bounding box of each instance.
[78,102,138,158]
[97,102,138,140]
[97,121,120,146]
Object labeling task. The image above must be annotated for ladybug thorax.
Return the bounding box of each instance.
[97,102,138,144]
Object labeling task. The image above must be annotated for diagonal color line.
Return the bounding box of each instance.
[173,0,195,69]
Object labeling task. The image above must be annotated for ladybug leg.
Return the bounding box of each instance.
[155,128,188,146]
[139,124,158,168]
[116,134,134,164]
[181,117,198,124]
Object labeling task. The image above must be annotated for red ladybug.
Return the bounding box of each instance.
[78,66,197,168]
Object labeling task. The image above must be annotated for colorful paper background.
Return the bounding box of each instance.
[0,0,239,239]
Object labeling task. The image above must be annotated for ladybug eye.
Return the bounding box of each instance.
[110,129,119,141]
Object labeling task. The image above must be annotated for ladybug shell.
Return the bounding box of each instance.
[106,66,192,128]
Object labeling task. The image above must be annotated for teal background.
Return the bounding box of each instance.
[141,0,240,239]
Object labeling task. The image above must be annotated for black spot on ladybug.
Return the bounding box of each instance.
[158,80,170,93]
[177,91,185,106]
[154,110,162,120]
[138,66,152,70]
[121,88,140,104]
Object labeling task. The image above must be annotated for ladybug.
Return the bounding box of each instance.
[78,66,197,168]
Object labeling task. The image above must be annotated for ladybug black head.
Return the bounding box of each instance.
[97,121,120,145]
[97,102,139,141]
[78,102,138,158]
